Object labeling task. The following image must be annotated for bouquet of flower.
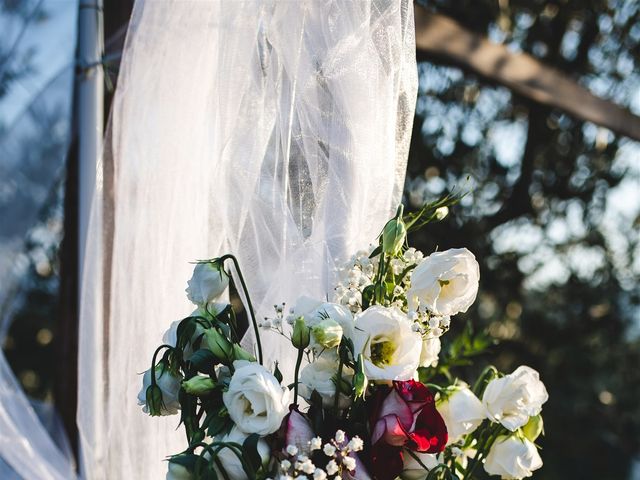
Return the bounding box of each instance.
[139,200,549,480]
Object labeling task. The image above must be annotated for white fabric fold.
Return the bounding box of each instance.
[79,1,417,478]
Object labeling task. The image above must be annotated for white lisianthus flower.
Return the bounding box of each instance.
[223,360,290,435]
[483,366,549,431]
[186,262,229,306]
[484,436,543,479]
[400,452,439,480]
[437,385,485,443]
[210,426,270,480]
[419,336,441,367]
[352,306,422,381]
[166,461,193,480]
[137,364,182,415]
[299,357,354,409]
[407,248,480,316]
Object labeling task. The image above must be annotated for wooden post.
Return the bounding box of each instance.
[56,0,105,462]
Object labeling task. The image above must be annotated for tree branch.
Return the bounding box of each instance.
[414,7,640,141]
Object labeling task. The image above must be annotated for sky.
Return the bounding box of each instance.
[0,0,77,127]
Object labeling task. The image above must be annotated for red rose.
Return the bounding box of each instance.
[370,381,447,480]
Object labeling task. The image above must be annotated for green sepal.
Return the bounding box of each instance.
[522,414,544,442]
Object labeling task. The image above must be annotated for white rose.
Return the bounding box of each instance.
[419,336,441,367]
[437,386,485,443]
[400,452,439,480]
[210,426,269,480]
[299,357,354,409]
[352,306,422,381]
[186,262,229,306]
[484,436,543,479]
[223,360,290,435]
[137,364,181,415]
[166,461,193,480]
[407,248,480,316]
[483,366,548,431]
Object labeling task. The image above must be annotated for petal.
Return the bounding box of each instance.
[394,381,434,413]
[370,443,404,480]
[285,407,314,447]
[407,405,448,454]
[373,414,411,446]
[377,389,414,429]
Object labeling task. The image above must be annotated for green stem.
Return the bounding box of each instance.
[219,254,263,365]
[150,344,174,385]
[293,347,304,406]
[462,423,502,480]
[334,355,344,414]
[423,383,445,394]
[472,365,499,397]
[375,253,388,304]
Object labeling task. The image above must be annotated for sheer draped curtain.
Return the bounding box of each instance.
[79,1,417,479]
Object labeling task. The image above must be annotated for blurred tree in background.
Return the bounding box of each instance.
[0,0,73,403]
[410,1,640,478]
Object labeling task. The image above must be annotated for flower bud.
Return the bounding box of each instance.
[138,362,181,416]
[145,384,164,416]
[182,375,216,395]
[232,344,256,362]
[382,205,407,256]
[291,317,310,349]
[522,414,544,442]
[435,206,449,221]
[311,319,343,349]
[353,354,368,399]
[203,328,233,361]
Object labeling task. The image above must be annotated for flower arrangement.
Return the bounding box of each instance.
[139,199,549,480]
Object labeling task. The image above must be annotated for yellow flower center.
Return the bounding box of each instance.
[370,335,396,367]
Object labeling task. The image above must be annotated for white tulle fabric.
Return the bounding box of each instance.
[79,1,416,479]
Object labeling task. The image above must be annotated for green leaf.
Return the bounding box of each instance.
[206,417,224,437]
[273,362,283,383]
[189,349,217,370]
[242,434,263,472]
[177,318,198,349]
[362,284,375,309]
[369,244,382,258]
[385,281,395,295]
